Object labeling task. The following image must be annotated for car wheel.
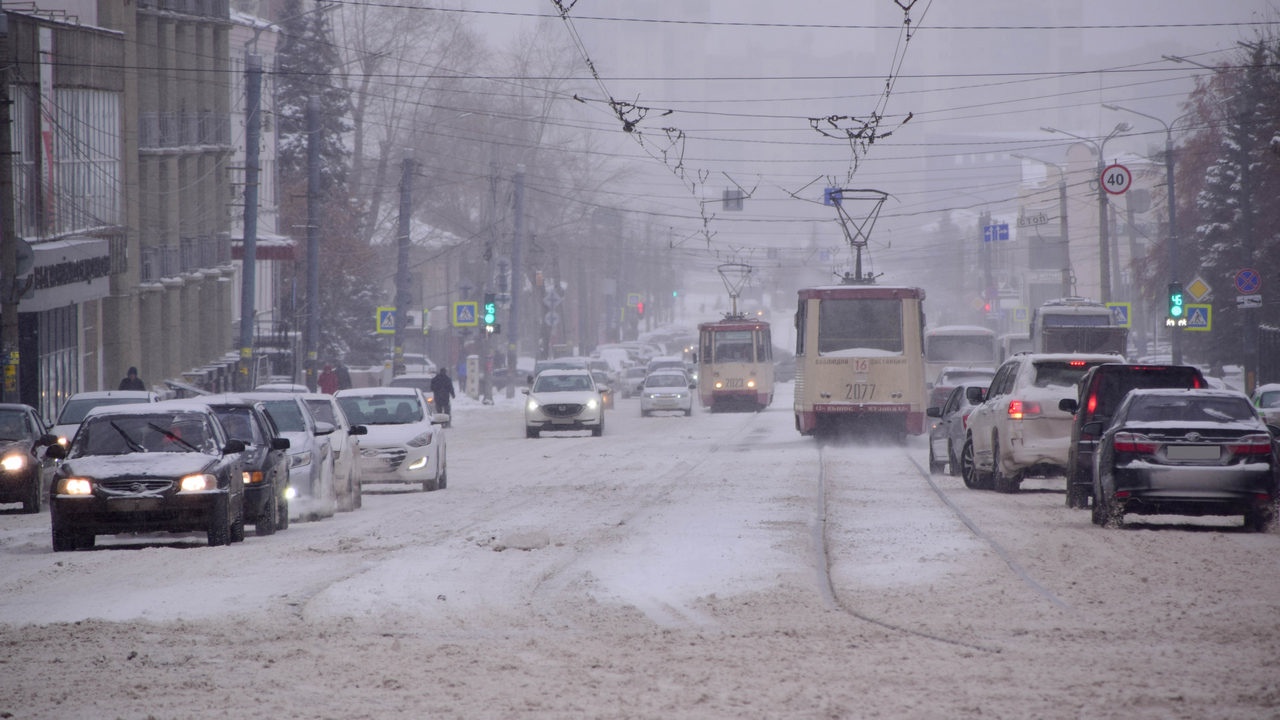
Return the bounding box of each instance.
[991,436,1020,494]
[947,441,961,477]
[1244,502,1275,533]
[422,475,438,492]
[256,485,278,537]
[207,494,231,547]
[230,495,246,543]
[640,409,649,417]
[353,474,363,508]
[592,420,604,437]
[437,464,447,491]
[277,494,290,531]
[52,523,77,552]
[525,427,540,439]
[928,443,945,474]
[22,477,40,514]
[684,407,692,417]
[960,438,991,490]
[1065,466,1090,510]
[1093,473,1123,528]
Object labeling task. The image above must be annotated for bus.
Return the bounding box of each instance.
[1031,297,1128,355]
[793,284,928,438]
[923,325,998,385]
[697,317,774,412]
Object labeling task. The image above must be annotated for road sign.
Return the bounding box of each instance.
[544,288,563,308]
[452,301,479,327]
[1234,268,1260,294]
[1185,303,1212,332]
[626,292,642,307]
[1185,275,1211,302]
[376,306,396,334]
[982,223,1010,242]
[1102,164,1132,195]
[1238,294,1262,309]
[1106,302,1132,328]
[544,311,560,326]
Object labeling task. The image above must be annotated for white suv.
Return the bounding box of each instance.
[961,352,1120,493]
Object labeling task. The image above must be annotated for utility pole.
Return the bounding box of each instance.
[506,165,524,399]
[304,96,320,390]
[392,154,413,377]
[238,52,262,390]
[0,15,19,403]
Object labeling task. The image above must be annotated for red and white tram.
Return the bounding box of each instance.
[697,317,774,412]
[793,284,928,438]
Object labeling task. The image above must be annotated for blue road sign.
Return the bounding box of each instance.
[983,223,1010,242]
[452,301,479,327]
[1106,302,1131,328]
[1185,304,1211,332]
[376,306,396,334]
[1235,268,1260,294]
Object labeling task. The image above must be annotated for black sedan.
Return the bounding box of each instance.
[46,402,247,550]
[194,395,292,536]
[1091,388,1278,531]
[0,404,59,513]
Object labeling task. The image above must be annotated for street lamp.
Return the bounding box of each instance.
[1011,153,1071,298]
[1103,103,1190,365]
[1040,122,1130,304]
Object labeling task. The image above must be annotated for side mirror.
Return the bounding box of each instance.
[37,433,58,447]
[314,421,336,436]
[1059,398,1079,414]
[521,388,530,395]
[44,443,67,460]
[431,413,450,425]
[965,386,987,404]
[271,436,291,451]
[349,425,367,436]
[927,407,942,418]
[1081,420,1106,437]
[223,439,247,454]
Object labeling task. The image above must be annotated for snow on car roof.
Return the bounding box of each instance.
[83,400,213,418]
[335,386,422,397]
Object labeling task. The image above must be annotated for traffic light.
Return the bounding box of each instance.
[483,292,497,331]
[636,301,645,318]
[1167,282,1184,321]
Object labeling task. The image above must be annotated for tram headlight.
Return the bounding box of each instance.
[746,379,756,389]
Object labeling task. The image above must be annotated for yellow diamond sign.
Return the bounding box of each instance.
[1185,276,1211,302]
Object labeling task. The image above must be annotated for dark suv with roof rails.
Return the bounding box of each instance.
[1059,362,1206,509]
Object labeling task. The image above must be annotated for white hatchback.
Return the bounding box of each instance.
[335,387,447,492]
[639,370,694,417]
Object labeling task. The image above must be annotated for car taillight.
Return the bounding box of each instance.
[1086,393,1098,415]
[961,411,971,429]
[1113,431,1158,454]
[1227,434,1273,457]
[1007,400,1041,420]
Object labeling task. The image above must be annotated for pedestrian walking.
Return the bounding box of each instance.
[317,364,339,394]
[335,362,353,390]
[431,367,456,418]
[118,366,145,391]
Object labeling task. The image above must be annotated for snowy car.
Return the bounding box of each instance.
[335,387,447,492]
[522,369,604,438]
[926,383,987,478]
[51,390,160,446]
[639,370,694,417]
[1252,383,1280,428]
[242,393,337,521]
[301,393,367,511]
[191,395,292,535]
[45,402,247,550]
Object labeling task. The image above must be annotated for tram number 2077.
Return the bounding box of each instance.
[844,383,876,401]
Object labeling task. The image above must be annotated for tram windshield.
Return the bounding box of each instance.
[714,331,754,362]
[818,299,904,353]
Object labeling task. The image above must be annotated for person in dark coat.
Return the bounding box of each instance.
[430,367,456,416]
[335,362,353,390]
[119,366,145,391]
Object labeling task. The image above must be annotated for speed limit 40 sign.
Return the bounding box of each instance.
[1102,163,1132,195]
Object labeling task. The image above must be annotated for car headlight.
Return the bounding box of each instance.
[1,453,27,472]
[526,398,541,412]
[244,470,265,484]
[179,473,218,492]
[407,456,428,470]
[407,431,434,448]
[58,477,93,495]
[289,452,311,468]
[586,398,599,410]
[57,436,70,447]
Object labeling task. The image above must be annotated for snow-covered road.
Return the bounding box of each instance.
[2,388,1277,718]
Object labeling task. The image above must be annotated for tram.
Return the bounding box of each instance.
[697,317,774,412]
[793,284,928,438]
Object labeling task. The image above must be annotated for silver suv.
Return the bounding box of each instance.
[961,352,1120,493]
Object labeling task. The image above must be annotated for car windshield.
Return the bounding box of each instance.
[57,397,150,425]
[533,374,593,393]
[261,400,308,432]
[72,412,217,456]
[645,374,687,388]
[1256,390,1280,409]
[213,407,263,444]
[0,410,30,440]
[304,399,339,426]
[337,395,424,425]
[1031,361,1102,389]
[1127,395,1257,424]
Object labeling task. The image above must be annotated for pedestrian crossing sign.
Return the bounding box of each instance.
[1184,303,1211,332]
[376,307,397,334]
[452,301,479,327]
[1106,302,1131,328]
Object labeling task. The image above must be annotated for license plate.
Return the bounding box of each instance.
[1166,444,1220,461]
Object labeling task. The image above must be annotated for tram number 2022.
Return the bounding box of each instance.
[844,383,875,401]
